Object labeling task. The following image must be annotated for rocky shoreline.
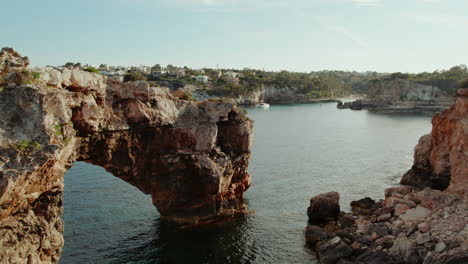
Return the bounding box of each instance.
[307,87,468,263]
[189,85,343,106]
[337,78,455,114]
[305,188,467,264]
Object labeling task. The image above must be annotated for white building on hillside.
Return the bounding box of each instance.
[225,71,237,78]
[196,75,208,83]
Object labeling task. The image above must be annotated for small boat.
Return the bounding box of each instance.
[255,101,270,109]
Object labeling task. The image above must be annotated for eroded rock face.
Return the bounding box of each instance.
[0,49,253,263]
[401,88,468,197]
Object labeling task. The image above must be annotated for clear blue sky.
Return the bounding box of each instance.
[3,0,467,72]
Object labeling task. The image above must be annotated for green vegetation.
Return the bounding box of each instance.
[53,124,62,137]
[17,140,42,151]
[387,65,468,95]
[84,67,100,74]
[124,71,147,82]
[31,72,41,79]
[13,70,36,84]
[128,64,468,99]
[64,62,82,68]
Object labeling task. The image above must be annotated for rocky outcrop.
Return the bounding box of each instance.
[401,88,468,197]
[0,47,29,73]
[337,78,455,113]
[0,49,253,263]
[305,188,468,264]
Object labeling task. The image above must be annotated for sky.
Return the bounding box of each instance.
[2,0,468,72]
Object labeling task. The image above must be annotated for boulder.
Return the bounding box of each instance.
[368,223,390,237]
[317,237,353,264]
[377,213,392,222]
[356,217,371,234]
[351,197,377,215]
[400,206,431,222]
[307,192,340,222]
[417,222,430,233]
[338,213,355,228]
[305,225,328,245]
[385,186,413,198]
[394,204,412,216]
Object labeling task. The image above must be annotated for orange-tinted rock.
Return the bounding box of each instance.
[401,88,468,198]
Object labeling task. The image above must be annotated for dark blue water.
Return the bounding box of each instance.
[61,103,431,263]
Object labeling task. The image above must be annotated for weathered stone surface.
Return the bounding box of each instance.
[434,242,447,253]
[418,222,430,233]
[356,216,371,234]
[377,213,392,222]
[308,192,340,222]
[400,206,431,222]
[385,186,413,198]
[368,223,390,237]
[394,204,412,216]
[0,47,29,73]
[0,49,253,263]
[338,213,355,228]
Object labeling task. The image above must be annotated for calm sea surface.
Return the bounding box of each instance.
[61,103,431,264]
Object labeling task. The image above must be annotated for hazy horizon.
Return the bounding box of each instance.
[3,0,467,73]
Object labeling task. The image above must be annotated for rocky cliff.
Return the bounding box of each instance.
[401,88,468,198]
[338,79,455,113]
[305,88,467,264]
[237,85,340,105]
[191,85,340,105]
[0,48,253,263]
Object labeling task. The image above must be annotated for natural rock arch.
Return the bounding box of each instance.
[0,49,253,263]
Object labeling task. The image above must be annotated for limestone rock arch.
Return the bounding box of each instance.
[0,53,252,263]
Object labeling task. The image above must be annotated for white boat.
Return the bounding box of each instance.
[255,102,270,109]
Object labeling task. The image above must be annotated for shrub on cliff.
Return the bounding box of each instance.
[10,70,37,85]
[124,71,147,82]
[172,90,196,101]
[84,67,100,74]
[460,78,468,88]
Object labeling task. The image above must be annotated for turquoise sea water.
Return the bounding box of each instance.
[61,103,431,264]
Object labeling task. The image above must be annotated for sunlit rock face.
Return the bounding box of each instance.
[0,48,253,263]
[401,88,468,198]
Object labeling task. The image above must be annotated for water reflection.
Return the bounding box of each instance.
[107,215,257,264]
